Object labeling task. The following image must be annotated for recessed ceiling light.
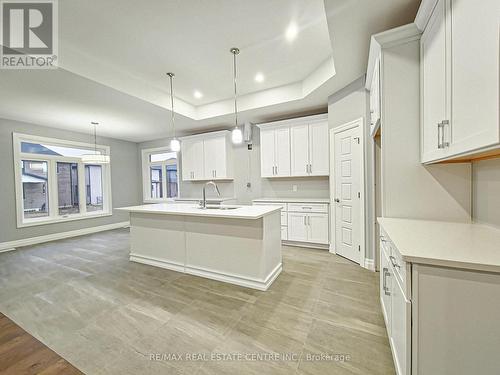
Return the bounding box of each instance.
[194,90,203,99]
[285,22,298,42]
[255,72,264,83]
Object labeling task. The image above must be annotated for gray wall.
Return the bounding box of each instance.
[472,158,500,228]
[138,126,330,205]
[0,118,142,243]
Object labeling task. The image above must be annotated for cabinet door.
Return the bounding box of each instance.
[290,124,309,176]
[287,213,308,242]
[391,277,411,375]
[380,247,392,337]
[181,139,196,181]
[370,58,381,131]
[280,226,288,241]
[275,127,291,177]
[309,122,329,176]
[421,0,448,163]
[449,0,500,155]
[204,136,226,179]
[307,213,329,244]
[191,139,205,180]
[260,128,276,177]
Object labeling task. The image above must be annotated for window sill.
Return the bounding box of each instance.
[17,211,112,228]
[143,198,177,204]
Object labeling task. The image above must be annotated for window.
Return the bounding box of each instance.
[13,133,112,227]
[142,147,179,202]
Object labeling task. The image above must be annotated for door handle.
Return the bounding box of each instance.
[334,198,340,203]
[389,255,400,269]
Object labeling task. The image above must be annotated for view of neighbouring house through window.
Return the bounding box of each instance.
[22,160,49,219]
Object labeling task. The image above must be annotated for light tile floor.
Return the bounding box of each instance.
[0,229,395,374]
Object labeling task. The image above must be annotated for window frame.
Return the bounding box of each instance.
[141,146,180,203]
[13,133,113,228]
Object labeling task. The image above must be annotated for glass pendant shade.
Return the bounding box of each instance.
[170,138,181,152]
[81,154,110,164]
[231,127,243,144]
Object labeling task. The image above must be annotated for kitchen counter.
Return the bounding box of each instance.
[174,197,236,203]
[378,217,500,273]
[118,203,282,290]
[117,203,281,220]
[253,197,330,203]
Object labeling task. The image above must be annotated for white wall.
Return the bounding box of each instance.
[472,159,500,228]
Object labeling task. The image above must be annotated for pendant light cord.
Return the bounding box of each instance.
[232,49,238,127]
[168,73,176,139]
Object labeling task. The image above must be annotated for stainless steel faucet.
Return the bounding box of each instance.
[200,181,221,209]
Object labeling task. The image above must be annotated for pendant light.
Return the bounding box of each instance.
[230,47,243,144]
[81,122,110,164]
[167,72,181,152]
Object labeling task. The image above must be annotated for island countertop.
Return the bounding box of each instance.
[116,203,282,220]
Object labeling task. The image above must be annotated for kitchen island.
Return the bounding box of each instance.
[117,203,282,290]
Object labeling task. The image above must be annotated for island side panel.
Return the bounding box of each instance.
[184,215,277,289]
[129,213,186,272]
[262,210,282,281]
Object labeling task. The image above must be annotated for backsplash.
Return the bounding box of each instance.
[472,158,500,228]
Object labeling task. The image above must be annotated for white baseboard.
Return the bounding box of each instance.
[129,253,184,273]
[130,252,282,291]
[282,240,329,250]
[364,258,376,271]
[0,221,130,252]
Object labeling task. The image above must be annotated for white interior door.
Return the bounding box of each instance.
[333,120,363,264]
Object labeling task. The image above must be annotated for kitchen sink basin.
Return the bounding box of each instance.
[198,206,239,210]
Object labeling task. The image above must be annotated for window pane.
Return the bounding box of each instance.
[150,166,163,198]
[166,164,178,198]
[21,142,101,157]
[85,165,103,212]
[149,151,177,163]
[57,162,79,215]
[22,160,49,219]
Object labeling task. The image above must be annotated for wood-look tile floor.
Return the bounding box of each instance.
[0,229,395,375]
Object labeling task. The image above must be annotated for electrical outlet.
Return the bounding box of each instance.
[292,185,298,192]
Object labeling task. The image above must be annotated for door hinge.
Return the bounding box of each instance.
[358,245,361,252]
[358,192,361,198]
[354,137,360,144]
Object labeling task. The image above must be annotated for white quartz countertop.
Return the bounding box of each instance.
[378,218,500,273]
[253,197,330,204]
[117,203,281,220]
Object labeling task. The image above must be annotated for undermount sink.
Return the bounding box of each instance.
[198,206,239,210]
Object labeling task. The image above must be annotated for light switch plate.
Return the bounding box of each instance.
[292,185,298,192]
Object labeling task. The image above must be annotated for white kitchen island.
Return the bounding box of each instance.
[117,203,282,290]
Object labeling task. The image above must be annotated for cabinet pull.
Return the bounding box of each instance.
[437,121,443,149]
[383,268,391,296]
[276,166,278,175]
[304,216,306,225]
[389,255,400,269]
[441,120,450,148]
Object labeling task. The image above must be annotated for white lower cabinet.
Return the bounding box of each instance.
[379,226,500,375]
[253,199,329,247]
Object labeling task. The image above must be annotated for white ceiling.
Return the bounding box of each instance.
[0,0,420,142]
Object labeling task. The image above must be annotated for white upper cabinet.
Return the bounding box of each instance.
[421,0,500,163]
[259,126,291,177]
[308,121,329,176]
[260,114,329,178]
[181,137,204,181]
[290,124,309,176]
[181,131,233,181]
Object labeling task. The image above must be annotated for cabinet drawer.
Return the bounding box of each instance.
[280,212,287,226]
[253,202,287,211]
[390,247,409,297]
[288,203,328,213]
